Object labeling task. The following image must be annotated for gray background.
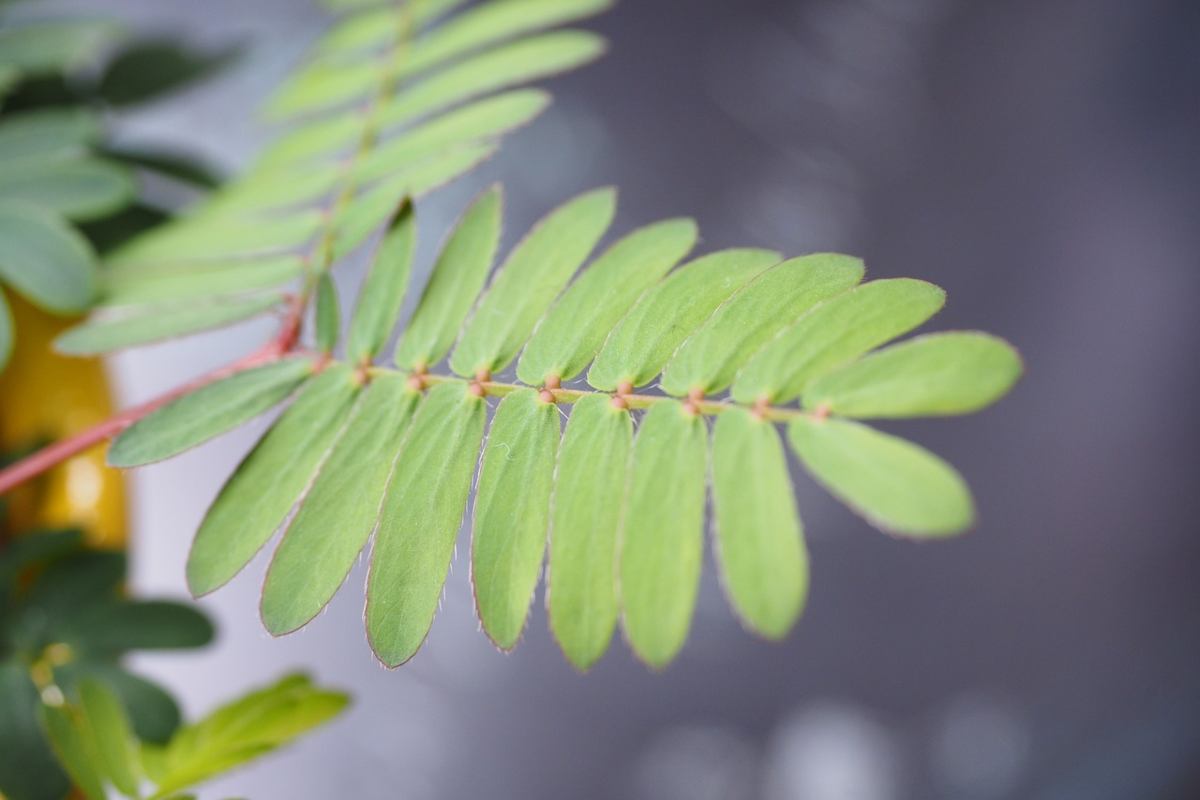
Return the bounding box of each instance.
[30,0,1200,798]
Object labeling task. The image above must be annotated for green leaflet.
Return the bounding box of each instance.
[148,674,348,798]
[265,58,379,120]
[367,381,486,666]
[587,248,780,391]
[450,188,615,376]
[315,272,340,354]
[620,401,707,669]
[376,31,606,131]
[0,200,96,313]
[660,253,864,396]
[64,600,214,653]
[471,389,559,650]
[0,663,69,800]
[188,364,360,596]
[0,158,135,221]
[318,0,466,46]
[56,294,285,355]
[347,201,415,362]
[732,278,946,403]
[54,663,181,745]
[262,374,419,635]
[548,393,631,670]
[100,256,305,306]
[394,186,501,370]
[108,357,314,468]
[77,679,141,798]
[329,143,496,262]
[0,288,11,371]
[202,162,341,215]
[0,19,125,76]
[788,416,974,537]
[352,90,550,185]
[711,409,808,639]
[0,108,101,165]
[258,114,362,166]
[39,704,107,800]
[517,217,698,385]
[108,210,322,268]
[803,332,1023,418]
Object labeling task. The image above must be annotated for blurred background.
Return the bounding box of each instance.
[21,0,1200,797]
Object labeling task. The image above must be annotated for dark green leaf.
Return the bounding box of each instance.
[64,601,214,653]
[471,389,558,650]
[188,364,360,596]
[98,38,241,107]
[108,357,314,467]
[619,401,707,668]
[548,393,631,670]
[0,108,101,166]
[0,662,69,800]
[711,408,807,639]
[367,381,486,667]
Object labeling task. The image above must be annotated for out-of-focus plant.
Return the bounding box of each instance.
[0,0,1022,679]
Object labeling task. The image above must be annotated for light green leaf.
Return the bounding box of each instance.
[262,374,419,635]
[711,408,807,639]
[377,30,606,131]
[0,108,101,166]
[587,248,779,391]
[471,389,558,650]
[0,158,135,221]
[788,416,974,537]
[732,278,945,403]
[188,364,360,596]
[202,162,341,215]
[151,674,347,798]
[548,393,631,670]
[265,58,379,120]
[619,401,707,669]
[450,188,615,376]
[56,664,181,745]
[517,217,698,385]
[65,601,215,653]
[803,332,1023,418]
[38,703,107,800]
[257,114,361,166]
[108,211,322,268]
[367,381,486,666]
[347,201,414,362]
[0,200,96,313]
[393,185,501,370]
[108,358,314,468]
[314,273,340,354]
[101,256,305,306]
[660,253,864,396]
[0,288,11,372]
[353,90,549,185]
[55,294,285,355]
[78,679,142,798]
[315,1,463,56]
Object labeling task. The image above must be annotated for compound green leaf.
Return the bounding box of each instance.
[65,600,214,653]
[377,31,606,131]
[366,381,485,666]
[347,201,414,363]
[262,374,418,635]
[188,364,360,596]
[353,90,549,185]
[39,703,106,800]
[56,294,285,355]
[619,401,707,669]
[587,248,779,391]
[661,253,864,397]
[108,357,314,468]
[732,278,945,403]
[471,389,558,650]
[788,416,974,537]
[0,158,135,221]
[0,200,96,313]
[711,408,807,639]
[517,217,698,385]
[0,108,101,165]
[450,188,615,376]
[394,186,501,370]
[548,393,631,670]
[803,332,1023,418]
[314,273,340,354]
[77,679,141,798]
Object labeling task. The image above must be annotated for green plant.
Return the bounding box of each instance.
[0,0,1021,677]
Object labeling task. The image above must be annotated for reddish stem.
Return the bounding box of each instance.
[0,302,304,497]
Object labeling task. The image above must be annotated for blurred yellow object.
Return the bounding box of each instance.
[0,293,126,548]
